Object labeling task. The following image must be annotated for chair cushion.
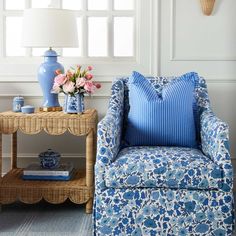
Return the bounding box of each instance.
[105,146,223,190]
[124,71,198,148]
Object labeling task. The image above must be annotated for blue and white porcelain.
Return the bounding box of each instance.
[21,105,35,114]
[12,96,24,112]
[39,149,61,169]
[63,93,84,114]
[38,49,64,109]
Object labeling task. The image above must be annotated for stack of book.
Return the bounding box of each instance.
[22,162,75,181]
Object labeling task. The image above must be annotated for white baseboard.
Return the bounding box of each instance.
[2,153,86,159]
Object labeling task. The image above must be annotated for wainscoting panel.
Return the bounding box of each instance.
[160,0,236,78]
[170,0,236,61]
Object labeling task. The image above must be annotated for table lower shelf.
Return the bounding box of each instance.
[0,168,93,205]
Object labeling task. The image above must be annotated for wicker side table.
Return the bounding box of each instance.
[0,109,98,214]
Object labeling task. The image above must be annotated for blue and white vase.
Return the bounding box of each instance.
[64,93,84,114]
[39,149,61,169]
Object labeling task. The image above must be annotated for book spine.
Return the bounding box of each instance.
[23,171,69,176]
[22,175,71,181]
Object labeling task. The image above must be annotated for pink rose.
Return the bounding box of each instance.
[55,69,62,75]
[84,81,95,93]
[63,81,75,93]
[66,70,73,79]
[87,66,93,71]
[54,74,67,86]
[85,73,93,80]
[95,83,101,89]
[52,83,61,94]
[76,77,86,88]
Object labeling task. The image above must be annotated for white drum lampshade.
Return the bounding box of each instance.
[22,8,78,112]
[22,8,78,48]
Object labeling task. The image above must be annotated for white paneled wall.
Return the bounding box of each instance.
[159,0,236,177]
[0,0,236,176]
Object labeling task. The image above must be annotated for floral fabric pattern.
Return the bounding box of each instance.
[94,74,234,235]
[105,146,224,190]
[95,188,234,236]
[201,110,233,191]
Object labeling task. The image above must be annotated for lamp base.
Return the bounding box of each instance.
[39,106,62,112]
[38,49,64,112]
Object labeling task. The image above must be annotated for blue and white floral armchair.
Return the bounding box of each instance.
[94,75,234,235]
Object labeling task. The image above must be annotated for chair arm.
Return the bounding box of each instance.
[96,113,123,166]
[200,110,233,191]
[95,79,125,190]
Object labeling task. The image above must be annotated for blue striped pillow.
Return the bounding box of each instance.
[124,71,198,148]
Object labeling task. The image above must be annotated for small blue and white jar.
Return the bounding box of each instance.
[39,149,61,169]
[12,96,24,112]
[63,93,84,114]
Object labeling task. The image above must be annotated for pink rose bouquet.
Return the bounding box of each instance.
[52,65,101,96]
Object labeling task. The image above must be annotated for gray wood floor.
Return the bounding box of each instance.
[0,200,92,236]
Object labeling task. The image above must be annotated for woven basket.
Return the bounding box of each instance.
[200,0,215,16]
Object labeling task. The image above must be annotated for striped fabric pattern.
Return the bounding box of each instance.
[124,71,198,148]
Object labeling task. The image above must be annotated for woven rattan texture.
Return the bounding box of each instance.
[0,109,97,135]
[0,109,98,213]
[0,169,92,204]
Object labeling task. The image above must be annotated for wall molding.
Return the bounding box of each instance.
[0,78,235,99]
[170,56,236,62]
[0,79,113,98]
[0,94,110,99]
[170,0,236,62]
[206,79,236,83]
[0,75,118,83]
[149,0,160,75]
[0,75,236,84]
